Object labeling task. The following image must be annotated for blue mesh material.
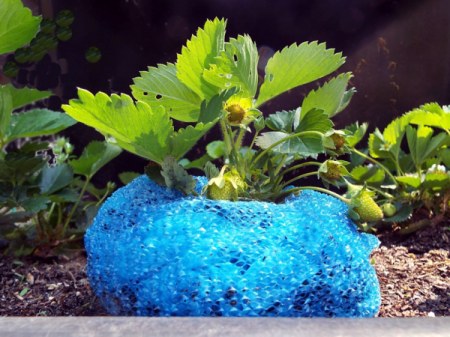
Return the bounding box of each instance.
[85,175,381,317]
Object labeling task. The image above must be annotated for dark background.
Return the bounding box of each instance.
[5,0,450,183]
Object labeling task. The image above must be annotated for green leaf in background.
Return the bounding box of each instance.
[350,165,385,185]
[265,109,300,133]
[256,41,345,107]
[6,109,76,143]
[0,85,13,139]
[423,172,450,190]
[441,148,450,168]
[176,18,226,99]
[0,0,41,54]
[118,171,140,185]
[63,89,173,164]
[21,196,50,212]
[8,85,52,110]
[69,141,122,178]
[301,73,354,118]
[408,103,450,132]
[406,124,448,169]
[206,141,225,159]
[39,163,73,195]
[203,34,259,96]
[255,131,323,157]
[132,63,202,122]
[369,114,409,162]
[296,109,333,133]
[345,122,368,148]
[0,152,46,184]
[396,175,421,188]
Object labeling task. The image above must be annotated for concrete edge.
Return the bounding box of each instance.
[0,317,449,337]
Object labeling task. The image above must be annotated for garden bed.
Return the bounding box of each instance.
[1,222,448,317]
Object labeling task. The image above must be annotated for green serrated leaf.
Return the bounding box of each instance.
[39,164,74,195]
[21,196,50,212]
[423,172,450,190]
[118,171,140,185]
[176,18,226,99]
[345,122,368,148]
[0,0,41,54]
[19,141,50,153]
[296,108,333,133]
[396,175,421,188]
[62,89,173,164]
[131,63,202,122]
[256,41,345,107]
[6,109,76,143]
[203,34,259,96]
[170,122,216,160]
[69,141,121,178]
[160,156,196,194]
[350,165,385,184]
[8,85,52,110]
[406,124,448,169]
[301,73,353,118]
[0,152,46,183]
[408,105,450,132]
[265,109,300,132]
[255,131,323,157]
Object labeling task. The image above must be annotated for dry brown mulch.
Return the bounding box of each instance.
[1,223,449,317]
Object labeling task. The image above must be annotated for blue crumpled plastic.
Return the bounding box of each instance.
[85,175,381,317]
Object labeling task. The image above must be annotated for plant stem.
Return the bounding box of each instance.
[220,120,232,162]
[62,176,90,234]
[280,161,321,176]
[281,171,318,189]
[235,128,246,153]
[279,185,349,203]
[350,148,398,186]
[252,130,324,166]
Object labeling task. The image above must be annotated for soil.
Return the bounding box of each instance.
[1,222,449,317]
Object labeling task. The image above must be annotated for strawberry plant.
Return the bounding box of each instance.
[0,0,121,256]
[343,103,450,233]
[63,18,376,218]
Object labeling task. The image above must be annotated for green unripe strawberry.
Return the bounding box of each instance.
[207,178,238,201]
[381,203,397,217]
[205,168,245,201]
[353,190,384,222]
[319,160,342,181]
